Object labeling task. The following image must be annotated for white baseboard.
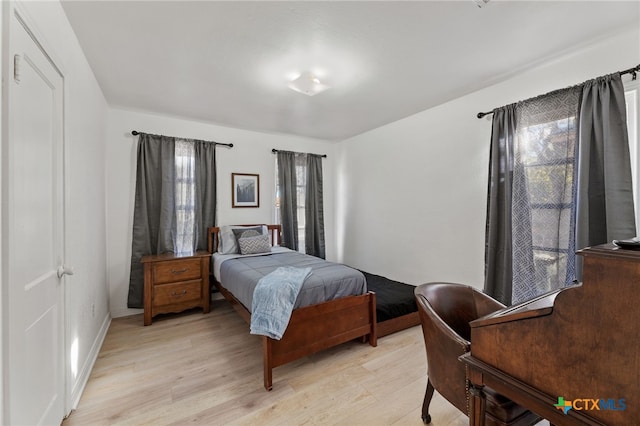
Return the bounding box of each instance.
[69,313,111,410]
[111,307,143,319]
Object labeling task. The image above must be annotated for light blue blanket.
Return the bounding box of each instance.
[250,266,312,340]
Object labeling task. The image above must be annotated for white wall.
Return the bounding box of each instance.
[106,108,337,318]
[0,2,4,421]
[335,26,640,290]
[1,0,110,415]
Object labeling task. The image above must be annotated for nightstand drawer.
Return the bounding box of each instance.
[142,251,210,325]
[154,280,202,306]
[153,258,202,284]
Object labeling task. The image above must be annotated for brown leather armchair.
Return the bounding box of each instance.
[415,282,540,426]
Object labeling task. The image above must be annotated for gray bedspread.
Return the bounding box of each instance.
[218,250,367,312]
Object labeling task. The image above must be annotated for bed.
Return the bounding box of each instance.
[207,224,377,391]
[359,270,420,338]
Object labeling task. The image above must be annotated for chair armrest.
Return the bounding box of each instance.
[436,316,471,352]
[474,290,507,318]
[418,295,471,353]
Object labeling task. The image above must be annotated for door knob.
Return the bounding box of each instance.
[57,265,75,278]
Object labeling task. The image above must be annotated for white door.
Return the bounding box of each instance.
[5,9,66,426]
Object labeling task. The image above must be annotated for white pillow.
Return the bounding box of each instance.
[218,225,268,254]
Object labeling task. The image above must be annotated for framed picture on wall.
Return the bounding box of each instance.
[232,173,260,208]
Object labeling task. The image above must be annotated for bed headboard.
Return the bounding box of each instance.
[207,224,282,254]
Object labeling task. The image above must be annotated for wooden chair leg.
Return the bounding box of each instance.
[422,378,435,424]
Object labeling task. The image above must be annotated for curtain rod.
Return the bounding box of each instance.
[131,130,233,148]
[476,64,640,119]
[271,148,327,158]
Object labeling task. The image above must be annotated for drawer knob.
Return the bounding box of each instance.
[171,290,188,296]
[171,268,188,274]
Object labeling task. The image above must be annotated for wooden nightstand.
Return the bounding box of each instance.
[141,251,211,325]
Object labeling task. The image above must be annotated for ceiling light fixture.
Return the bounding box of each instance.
[288,71,330,96]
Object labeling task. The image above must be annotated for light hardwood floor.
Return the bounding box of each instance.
[63,299,468,426]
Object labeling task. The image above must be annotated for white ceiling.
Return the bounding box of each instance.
[61,1,639,141]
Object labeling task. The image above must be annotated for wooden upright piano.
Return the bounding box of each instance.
[461,244,639,425]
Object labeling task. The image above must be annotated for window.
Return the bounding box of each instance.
[515,110,577,296]
[625,80,639,236]
[487,77,636,306]
[521,116,576,291]
[175,140,195,254]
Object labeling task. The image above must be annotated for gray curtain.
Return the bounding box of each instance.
[484,105,516,305]
[128,134,176,308]
[484,72,636,305]
[305,154,326,258]
[128,134,218,309]
[277,151,299,251]
[575,73,636,269]
[194,141,217,251]
[276,150,326,257]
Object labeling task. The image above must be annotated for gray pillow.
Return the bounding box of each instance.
[238,233,271,255]
[232,226,263,243]
[218,225,266,254]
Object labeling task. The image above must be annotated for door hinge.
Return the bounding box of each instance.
[13,54,21,84]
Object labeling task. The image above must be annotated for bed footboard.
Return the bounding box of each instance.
[262,291,377,390]
[214,279,377,390]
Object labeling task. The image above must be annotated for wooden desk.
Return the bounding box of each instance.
[461,244,639,426]
[461,354,606,426]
